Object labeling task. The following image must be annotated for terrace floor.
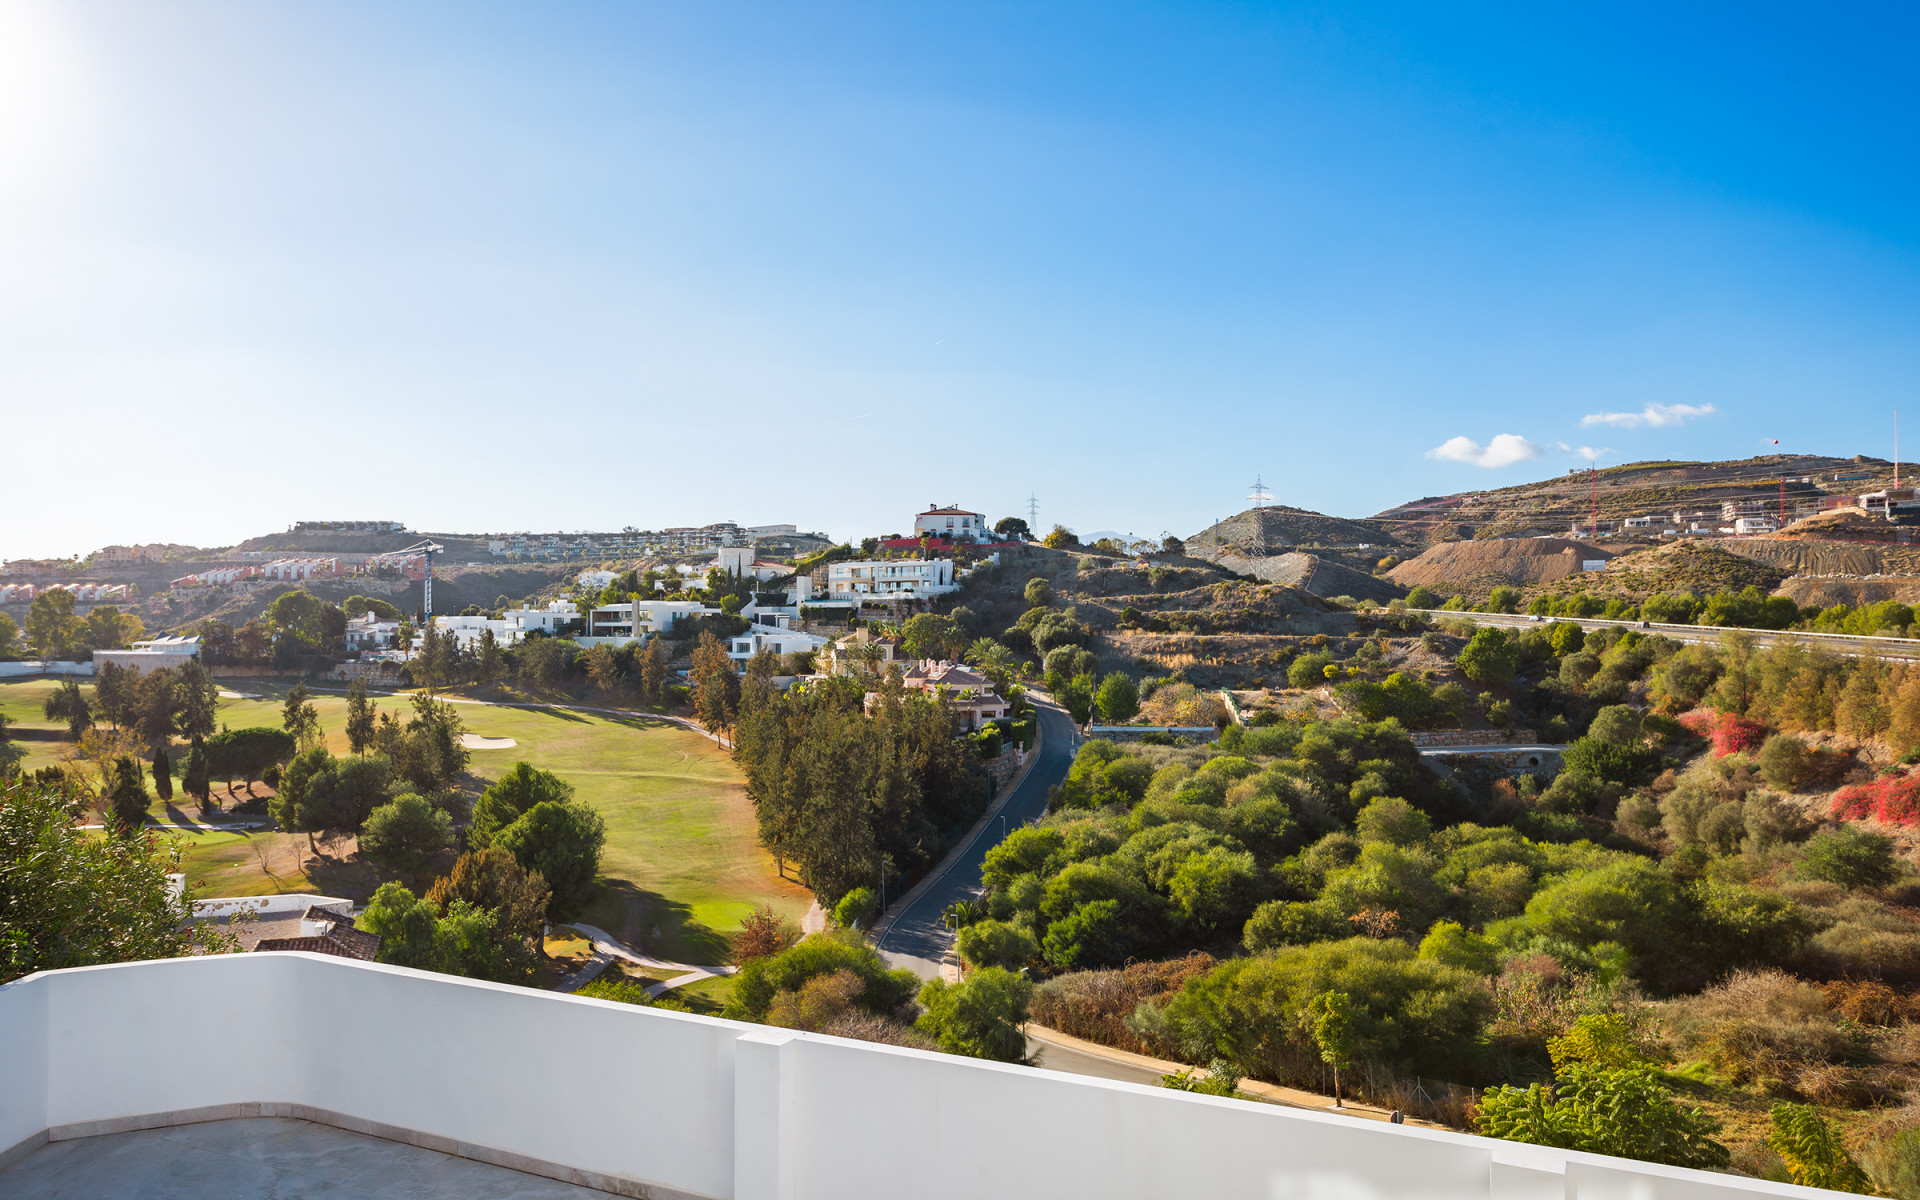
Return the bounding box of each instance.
[0,1116,622,1199]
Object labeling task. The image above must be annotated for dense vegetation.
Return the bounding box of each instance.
[958,619,1920,1188]
[735,671,990,905]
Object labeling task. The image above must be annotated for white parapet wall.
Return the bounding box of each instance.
[0,954,1829,1200]
[190,893,353,919]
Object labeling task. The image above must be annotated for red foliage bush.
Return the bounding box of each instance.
[1831,773,1920,825]
[1678,710,1770,757]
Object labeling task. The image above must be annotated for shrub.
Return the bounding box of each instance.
[1159,1058,1243,1096]
[1028,955,1216,1053]
[1155,937,1492,1087]
[1797,827,1901,890]
[1457,627,1520,685]
[1832,773,1920,826]
[732,905,802,963]
[1861,1122,1920,1200]
[1660,970,1853,1092]
[725,929,920,1023]
[1679,710,1769,757]
[917,967,1033,1061]
[833,886,878,929]
[1561,738,1663,787]
[1475,1065,1729,1170]
[957,919,1040,970]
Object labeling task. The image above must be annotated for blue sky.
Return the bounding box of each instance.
[4,1,1918,558]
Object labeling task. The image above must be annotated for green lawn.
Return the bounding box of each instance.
[2,677,809,964]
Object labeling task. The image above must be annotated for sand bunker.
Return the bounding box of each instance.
[460,734,517,750]
[217,690,259,700]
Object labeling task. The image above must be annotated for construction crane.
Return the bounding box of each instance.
[392,540,445,622]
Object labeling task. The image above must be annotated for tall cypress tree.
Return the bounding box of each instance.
[150,746,173,802]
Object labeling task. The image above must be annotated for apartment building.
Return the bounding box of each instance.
[826,557,956,602]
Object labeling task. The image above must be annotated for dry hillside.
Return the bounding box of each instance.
[1386,538,1613,592]
[1373,454,1891,544]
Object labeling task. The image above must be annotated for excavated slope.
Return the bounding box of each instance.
[1386,538,1612,590]
[1186,506,1396,556]
[1210,551,1404,603]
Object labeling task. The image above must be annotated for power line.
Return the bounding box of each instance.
[1248,475,1272,508]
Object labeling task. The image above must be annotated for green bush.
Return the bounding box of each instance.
[1457,627,1520,685]
[1158,937,1492,1085]
[1796,827,1900,890]
[1561,738,1663,786]
[957,919,1039,969]
[834,886,878,929]
[917,966,1033,1061]
[725,929,920,1023]
[1476,1065,1728,1169]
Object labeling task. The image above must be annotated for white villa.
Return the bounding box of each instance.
[826,558,957,603]
[913,503,988,540]
[727,626,830,665]
[344,611,401,649]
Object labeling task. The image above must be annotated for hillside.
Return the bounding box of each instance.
[1387,537,1613,593]
[1523,540,1792,604]
[1374,453,1894,544]
[1204,551,1404,604]
[1186,506,1400,556]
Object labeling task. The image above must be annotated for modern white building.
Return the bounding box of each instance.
[727,627,830,664]
[582,599,720,645]
[425,615,517,653]
[92,635,201,676]
[0,952,1819,1200]
[504,600,583,639]
[826,558,957,602]
[913,504,987,540]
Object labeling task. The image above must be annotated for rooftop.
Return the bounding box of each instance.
[0,1116,617,1199]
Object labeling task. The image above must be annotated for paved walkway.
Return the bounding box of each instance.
[562,923,735,998]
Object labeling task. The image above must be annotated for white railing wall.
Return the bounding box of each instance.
[0,954,1829,1200]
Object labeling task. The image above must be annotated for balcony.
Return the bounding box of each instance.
[0,954,1814,1200]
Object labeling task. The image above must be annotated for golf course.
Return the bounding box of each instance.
[1,676,809,964]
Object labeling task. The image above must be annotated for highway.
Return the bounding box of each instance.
[1407,609,1920,660]
[875,702,1078,975]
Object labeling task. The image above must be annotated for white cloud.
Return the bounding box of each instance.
[1426,434,1542,469]
[1580,403,1717,429]
[1574,445,1610,460]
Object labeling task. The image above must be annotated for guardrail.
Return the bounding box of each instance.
[1406,609,1920,651]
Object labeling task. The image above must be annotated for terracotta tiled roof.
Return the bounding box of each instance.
[255,927,382,961]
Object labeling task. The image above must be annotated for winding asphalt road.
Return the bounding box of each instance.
[875,703,1078,972]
